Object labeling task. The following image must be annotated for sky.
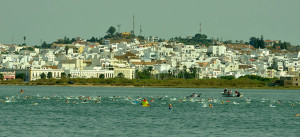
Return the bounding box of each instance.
[0,0,299,46]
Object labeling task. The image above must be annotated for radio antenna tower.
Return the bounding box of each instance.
[140,25,142,36]
[199,23,202,34]
[117,24,121,33]
[132,14,135,35]
[11,36,14,45]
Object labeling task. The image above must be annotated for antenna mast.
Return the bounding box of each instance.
[140,25,142,36]
[199,23,201,34]
[12,36,14,45]
[132,14,135,35]
[117,24,121,33]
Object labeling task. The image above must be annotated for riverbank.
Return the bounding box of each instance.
[0,78,299,89]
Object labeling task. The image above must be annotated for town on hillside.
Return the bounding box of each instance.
[0,27,300,87]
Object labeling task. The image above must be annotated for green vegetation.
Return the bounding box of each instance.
[61,72,66,78]
[249,35,265,49]
[20,47,35,51]
[99,74,105,79]
[41,41,52,49]
[117,73,125,79]
[1,74,294,89]
[169,33,212,46]
[272,41,290,49]
[16,73,25,80]
[0,73,4,80]
[47,72,53,79]
[40,73,46,79]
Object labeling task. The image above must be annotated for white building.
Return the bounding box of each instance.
[208,45,226,56]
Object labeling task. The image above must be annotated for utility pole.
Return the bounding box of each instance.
[11,36,14,45]
[140,25,142,36]
[117,24,121,33]
[132,14,135,35]
[199,23,201,34]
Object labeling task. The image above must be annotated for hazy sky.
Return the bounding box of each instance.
[0,0,299,45]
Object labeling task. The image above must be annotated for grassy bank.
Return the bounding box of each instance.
[0,78,299,89]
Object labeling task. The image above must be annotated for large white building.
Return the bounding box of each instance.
[208,45,226,56]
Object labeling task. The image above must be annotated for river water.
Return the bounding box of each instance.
[0,86,299,137]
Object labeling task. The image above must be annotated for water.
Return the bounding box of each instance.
[0,86,299,137]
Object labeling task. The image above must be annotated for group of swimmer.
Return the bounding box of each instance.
[1,89,299,114]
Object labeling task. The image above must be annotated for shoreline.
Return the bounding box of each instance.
[1,83,300,90]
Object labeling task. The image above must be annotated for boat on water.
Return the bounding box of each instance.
[221,92,243,97]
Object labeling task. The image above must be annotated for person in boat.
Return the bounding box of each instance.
[224,88,227,93]
[237,91,241,97]
[228,90,231,94]
[235,90,240,97]
[169,104,172,109]
[20,89,24,93]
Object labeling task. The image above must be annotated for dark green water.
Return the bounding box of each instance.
[0,86,299,137]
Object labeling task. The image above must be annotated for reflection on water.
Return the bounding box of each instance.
[0,86,299,137]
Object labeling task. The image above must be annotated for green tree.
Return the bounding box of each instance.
[99,74,105,79]
[259,35,265,48]
[68,74,71,78]
[16,73,25,80]
[117,73,125,78]
[65,46,69,55]
[106,26,116,35]
[47,72,52,79]
[249,37,259,48]
[88,36,97,42]
[40,73,46,79]
[249,36,265,49]
[0,73,4,80]
[138,35,145,41]
[61,72,66,78]
[41,41,50,49]
[71,38,76,42]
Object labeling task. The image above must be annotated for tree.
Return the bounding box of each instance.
[88,36,97,42]
[68,74,71,78]
[61,72,66,78]
[249,37,259,48]
[0,73,4,80]
[16,73,25,80]
[40,73,46,79]
[259,35,265,49]
[65,46,69,55]
[138,35,145,41]
[106,26,116,35]
[71,38,76,42]
[99,74,105,79]
[42,41,50,49]
[117,73,125,78]
[47,72,52,79]
[249,36,265,49]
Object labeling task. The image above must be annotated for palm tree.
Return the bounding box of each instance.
[148,66,153,79]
